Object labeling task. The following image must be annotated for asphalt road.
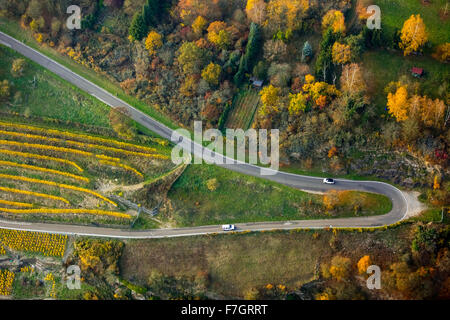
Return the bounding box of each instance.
[0,31,408,238]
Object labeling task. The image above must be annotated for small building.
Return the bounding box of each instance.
[250,77,264,88]
[411,67,424,78]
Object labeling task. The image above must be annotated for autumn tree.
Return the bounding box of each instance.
[201,62,221,85]
[332,42,351,65]
[357,255,371,274]
[177,0,222,25]
[387,85,409,121]
[207,21,231,49]
[180,75,199,97]
[302,75,340,108]
[11,58,26,77]
[265,0,310,34]
[329,256,352,281]
[322,9,345,34]
[192,16,208,36]
[339,63,366,95]
[432,43,450,63]
[420,96,446,129]
[399,14,428,56]
[245,0,266,24]
[259,84,281,116]
[145,31,163,56]
[177,41,207,75]
[288,92,308,115]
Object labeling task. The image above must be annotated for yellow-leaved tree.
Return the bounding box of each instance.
[201,62,221,85]
[387,85,409,121]
[145,31,163,56]
[322,9,345,34]
[399,14,428,56]
[259,85,281,116]
[192,16,208,36]
[332,42,351,65]
[357,255,371,274]
[432,43,450,63]
[207,21,231,49]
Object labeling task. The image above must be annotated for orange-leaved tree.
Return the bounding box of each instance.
[387,85,409,121]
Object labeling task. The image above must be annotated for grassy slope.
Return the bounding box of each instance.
[120,224,412,297]
[0,45,111,127]
[165,164,392,227]
[362,49,449,112]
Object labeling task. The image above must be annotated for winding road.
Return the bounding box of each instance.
[0,31,408,239]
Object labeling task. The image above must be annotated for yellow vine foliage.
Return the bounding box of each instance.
[0,229,67,257]
[0,160,89,183]
[0,186,70,204]
[99,160,144,178]
[0,207,130,219]
[0,269,14,295]
[0,121,158,153]
[0,139,120,162]
[0,130,163,159]
[0,199,33,208]
[0,174,117,207]
[0,148,83,172]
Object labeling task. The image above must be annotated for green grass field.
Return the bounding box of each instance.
[375,0,449,46]
[164,164,392,227]
[362,49,449,111]
[225,89,260,129]
[0,45,111,127]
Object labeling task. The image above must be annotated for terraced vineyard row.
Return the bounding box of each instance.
[0,121,173,224]
[225,89,261,130]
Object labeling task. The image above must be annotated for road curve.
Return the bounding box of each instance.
[0,31,408,238]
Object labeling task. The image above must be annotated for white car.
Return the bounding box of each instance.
[323,178,335,185]
[222,224,236,231]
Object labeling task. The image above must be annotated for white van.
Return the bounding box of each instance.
[222,224,236,231]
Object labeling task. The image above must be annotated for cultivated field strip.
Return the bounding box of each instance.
[0,129,167,158]
[0,120,173,223]
[226,90,260,129]
[0,186,70,204]
[0,229,67,257]
[0,149,84,172]
[0,160,89,183]
[0,208,131,219]
[0,121,158,153]
[0,174,117,206]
